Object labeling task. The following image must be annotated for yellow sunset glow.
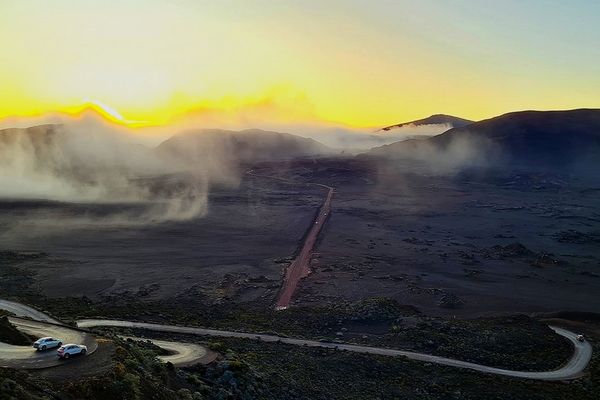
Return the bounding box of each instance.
[1,1,599,128]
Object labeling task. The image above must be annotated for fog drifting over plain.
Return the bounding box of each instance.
[0,117,241,223]
[0,110,457,225]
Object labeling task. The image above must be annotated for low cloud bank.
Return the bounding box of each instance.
[364,130,504,175]
[0,110,469,226]
[0,118,239,223]
[234,121,451,153]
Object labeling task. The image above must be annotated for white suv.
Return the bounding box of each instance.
[33,337,62,351]
[57,344,87,359]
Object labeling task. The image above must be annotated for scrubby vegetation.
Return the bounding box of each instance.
[0,251,578,371]
[195,337,599,400]
[2,335,597,400]
[34,294,572,371]
[0,315,32,345]
[61,340,180,399]
[1,338,198,400]
[0,250,596,399]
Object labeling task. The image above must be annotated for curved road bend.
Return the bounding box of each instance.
[77,319,592,381]
[0,299,60,324]
[121,336,215,367]
[0,300,209,368]
[0,317,97,369]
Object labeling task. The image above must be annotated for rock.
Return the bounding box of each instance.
[530,253,562,267]
[437,293,464,309]
[463,268,482,277]
[554,230,600,244]
[485,242,534,259]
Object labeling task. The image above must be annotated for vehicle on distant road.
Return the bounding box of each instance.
[577,335,585,342]
[57,344,87,359]
[33,337,62,351]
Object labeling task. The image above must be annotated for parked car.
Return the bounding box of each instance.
[576,334,585,342]
[33,337,62,351]
[57,344,87,359]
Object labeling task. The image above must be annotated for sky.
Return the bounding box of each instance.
[1,0,599,128]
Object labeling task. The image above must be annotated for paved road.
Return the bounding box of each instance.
[77,318,592,381]
[0,300,593,379]
[0,299,212,368]
[0,317,97,369]
[121,336,213,367]
[0,299,60,324]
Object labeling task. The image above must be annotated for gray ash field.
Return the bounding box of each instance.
[2,157,599,317]
[0,175,323,302]
[252,159,600,316]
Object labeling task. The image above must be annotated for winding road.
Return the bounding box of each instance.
[0,317,97,369]
[121,336,214,367]
[0,299,593,380]
[0,300,211,368]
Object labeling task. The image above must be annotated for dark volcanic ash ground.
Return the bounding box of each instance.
[0,176,322,302]
[1,158,599,317]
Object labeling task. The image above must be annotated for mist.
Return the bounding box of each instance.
[246,122,452,153]
[0,116,240,224]
[364,130,504,176]
[0,107,463,228]
[167,114,453,153]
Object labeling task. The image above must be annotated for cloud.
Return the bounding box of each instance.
[0,116,239,225]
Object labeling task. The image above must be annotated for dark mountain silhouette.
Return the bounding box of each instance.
[0,124,61,146]
[380,114,473,132]
[0,125,65,172]
[156,128,334,164]
[366,109,600,170]
[0,125,333,171]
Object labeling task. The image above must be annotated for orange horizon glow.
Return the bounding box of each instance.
[1,1,599,130]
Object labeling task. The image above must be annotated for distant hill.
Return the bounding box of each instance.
[0,124,65,171]
[156,128,334,165]
[0,124,61,146]
[379,114,473,132]
[0,123,163,185]
[0,125,333,171]
[365,109,600,170]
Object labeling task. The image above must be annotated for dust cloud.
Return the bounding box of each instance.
[0,108,466,228]
[258,122,450,153]
[0,117,239,224]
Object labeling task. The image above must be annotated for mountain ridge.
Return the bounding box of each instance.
[380,114,473,132]
[365,108,600,170]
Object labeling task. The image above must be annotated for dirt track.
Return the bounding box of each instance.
[275,183,334,309]
[245,171,335,309]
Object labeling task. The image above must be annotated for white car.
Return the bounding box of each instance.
[576,335,585,342]
[33,337,62,351]
[57,344,87,359]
